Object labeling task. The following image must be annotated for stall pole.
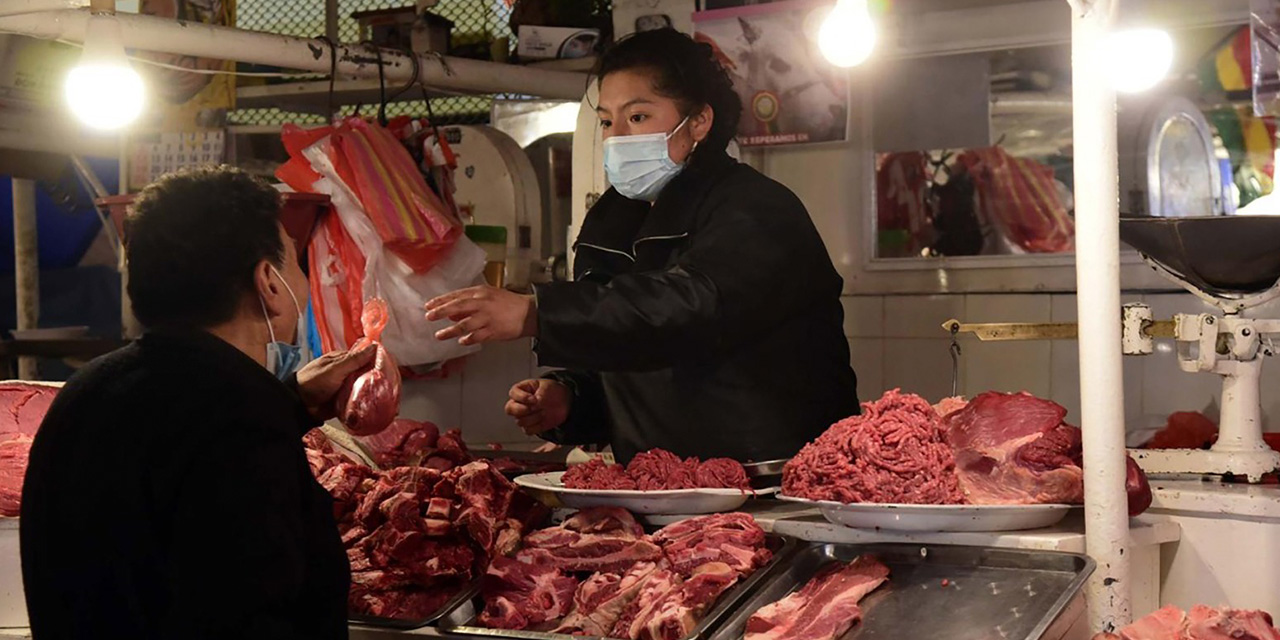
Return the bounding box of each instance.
[117,134,142,340]
[0,10,589,101]
[1068,0,1132,632]
[12,178,39,380]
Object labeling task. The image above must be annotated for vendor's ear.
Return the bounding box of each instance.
[254,259,289,318]
[690,104,714,144]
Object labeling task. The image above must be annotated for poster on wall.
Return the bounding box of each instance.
[693,0,849,147]
[128,0,235,189]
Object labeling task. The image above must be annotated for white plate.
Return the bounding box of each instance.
[514,471,761,515]
[777,495,1073,532]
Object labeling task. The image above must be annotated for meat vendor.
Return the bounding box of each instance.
[21,168,372,640]
[425,29,860,464]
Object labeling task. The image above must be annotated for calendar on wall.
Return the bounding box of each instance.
[128,131,226,190]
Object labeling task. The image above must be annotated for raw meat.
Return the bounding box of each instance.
[745,555,890,640]
[0,382,58,516]
[565,452,752,492]
[338,298,402,436]
[479,556,580,630]
[1096,604,1280,640]
[631,562,739,640]
[627,450,700,491]
[517,507,663,573]
[1126,457,1153,517]
[555,562,662,636]
[783,390,964,504]
[355,419,440,468]
[564,458,637,490]
[1144,412,1218,450]
[610,569,684,640]
[651,513,771,578]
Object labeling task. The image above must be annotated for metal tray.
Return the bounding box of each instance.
[742,459,788,490]
[439,534,797,640]
[709,543,1094,640]
[347,579,481,630]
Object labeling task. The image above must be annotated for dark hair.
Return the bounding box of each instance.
[596,28,742,160]
[124,166,285,329]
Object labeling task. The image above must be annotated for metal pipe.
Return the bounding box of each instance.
[0,0,85,17]
[324,0,338,42]
[0,128,117,158]
[12,178,39,380]
[1069,0,1132,632]
[0,10,590,101]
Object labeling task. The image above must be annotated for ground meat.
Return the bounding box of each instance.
[628,450,700,490]
[695,458,752,490]
[563,458,637,490]
[563,450,750,491]
[783,389,965,505]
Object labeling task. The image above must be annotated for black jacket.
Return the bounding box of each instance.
[21,330,348,640]
[534,152,859,464]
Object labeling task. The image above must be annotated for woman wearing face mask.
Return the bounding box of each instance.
[22,167,371,640]
[425,29,859,464]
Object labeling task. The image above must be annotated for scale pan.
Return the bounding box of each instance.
[1119,216,1280,295]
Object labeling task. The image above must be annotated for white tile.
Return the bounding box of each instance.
[1144,293,1217,318]
[1140,341,1222,429]
[848,338,884,400]
[842,295,884,338]
[460,339,541,447]
[883,338,961,402]
[883,295,966,339]
[1050,340,1145,435]
[963,294,1051,324]
[1050,294,1078,323]
[963,340,1052,400]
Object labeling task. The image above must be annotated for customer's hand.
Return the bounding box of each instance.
[505,379,570,436]
[425,286,537,346]
[295,345,376,421]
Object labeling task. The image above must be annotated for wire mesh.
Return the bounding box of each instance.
[232,0,515,126]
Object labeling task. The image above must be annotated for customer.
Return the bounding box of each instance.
[21,167,370,640]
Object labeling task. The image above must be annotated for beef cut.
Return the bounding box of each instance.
[517,507,664,573]
[338,298,402,436]
[0,382,58,516]
[783,390,965,505]
[630,562,739,640]
[564,451,751,491]
[479,556,580,630]
[556,562,662,636]
[610,568,684,640]
[650,513,771,577]
[1095,604,1280,640]
[745,555,890,640]
[355,419,440,468]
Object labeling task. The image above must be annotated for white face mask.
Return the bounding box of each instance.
[259,265,308,380]
[602,117,691,202]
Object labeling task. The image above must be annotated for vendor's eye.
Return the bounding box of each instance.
[599,119,612,129]
[629,114,647,124]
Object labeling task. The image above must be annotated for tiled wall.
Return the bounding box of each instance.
[846,293,1280,444]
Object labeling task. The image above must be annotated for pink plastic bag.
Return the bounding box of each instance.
[338,298,402,436]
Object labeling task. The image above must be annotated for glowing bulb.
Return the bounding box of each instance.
[65,15,145,130]
[1102,28,1174,94]
[818,0,876,68]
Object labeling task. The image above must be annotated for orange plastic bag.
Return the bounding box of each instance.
[337,298,402,436]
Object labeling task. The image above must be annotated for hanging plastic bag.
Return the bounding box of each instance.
[337,298,402,436]
[280,121,486,367]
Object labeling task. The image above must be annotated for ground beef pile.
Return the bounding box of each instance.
[562,449,751,491]
[782,389,964,504]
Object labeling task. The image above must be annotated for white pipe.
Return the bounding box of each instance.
[12,177,38,380]
[0,10,590,101]
[0,0,85,17]
[1069,0,1132,632]
[0,129,117,158]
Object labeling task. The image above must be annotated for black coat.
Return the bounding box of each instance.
[20,330,348,640]
[533,152,860,464]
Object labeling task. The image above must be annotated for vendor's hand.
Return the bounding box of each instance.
[295,345,376,421]
[425,286,537,346]
[505,379,570,436]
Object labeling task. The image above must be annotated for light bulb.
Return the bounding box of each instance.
[65,15,145,130]
[1102,28,1174,94]
[818,0,876,68]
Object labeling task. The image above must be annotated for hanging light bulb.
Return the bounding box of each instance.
[818,0,876,68]
[1102,28,1174,94]
[65,14,145,130]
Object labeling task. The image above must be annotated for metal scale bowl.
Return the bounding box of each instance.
[1121,215,1280,481]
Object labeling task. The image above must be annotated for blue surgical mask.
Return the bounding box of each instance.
[260,266,307,380]
[603,117,691,202]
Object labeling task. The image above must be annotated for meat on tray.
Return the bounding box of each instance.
[564,449,750,491]
[306,430,549,621]
[0,382,58,517]
[745,554,890,640]
[479,509,773,640]
[783,390,965,504]
[1093,604,1280,640]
